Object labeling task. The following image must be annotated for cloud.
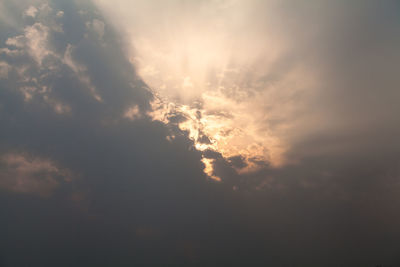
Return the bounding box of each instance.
[24,6,38,18]
[89,0,314,170]
[94,0,400,168]
[0,19,72,114]
[86,18,105,40]
[0,0,399,266]
[0,152,73,197]
[63,43,102,101]
[23,22,53,65]
[0,61,10,78]
[4,21,56,67]
[56,10,64,17]
[124,104,141,120]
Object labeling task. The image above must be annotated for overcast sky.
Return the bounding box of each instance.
[1,0,400,266]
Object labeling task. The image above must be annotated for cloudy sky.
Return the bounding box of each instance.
[0,0,400,266]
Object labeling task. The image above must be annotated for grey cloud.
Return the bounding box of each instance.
[0,0,399,266]
[0,61,10,78]
[0,152,73,197]
[227,155,247,169]
[85,18,105,40]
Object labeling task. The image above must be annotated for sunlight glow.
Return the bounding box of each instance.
[95,0,314,179]
[201,157,221,182]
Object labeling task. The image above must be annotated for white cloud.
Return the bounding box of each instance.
[56,10,64,17]
[124,105,141,120]
[24,23,53,65]
[5,23,55,66]
[6,14,65,66]
[24,6,38,18]
[5,35,25,48]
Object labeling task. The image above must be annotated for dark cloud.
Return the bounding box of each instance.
[0,0,400,266]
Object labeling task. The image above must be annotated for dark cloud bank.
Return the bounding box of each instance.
[0,0,400,266]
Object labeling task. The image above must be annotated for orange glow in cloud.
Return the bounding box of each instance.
[95,0,314,178]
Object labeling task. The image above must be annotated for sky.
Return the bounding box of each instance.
[0,0,400,266]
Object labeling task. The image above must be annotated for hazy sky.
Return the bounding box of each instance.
[0,0,400,266]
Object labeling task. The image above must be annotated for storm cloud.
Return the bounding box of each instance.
[0,0,400,266]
